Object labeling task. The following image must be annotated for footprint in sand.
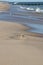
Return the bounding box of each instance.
[9,33,27,40]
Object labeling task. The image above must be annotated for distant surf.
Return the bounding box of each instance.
[0,2,43,34]
[19,5,43,13]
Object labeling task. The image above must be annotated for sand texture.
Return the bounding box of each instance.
[0,21,43,65]
[0,2,10,11]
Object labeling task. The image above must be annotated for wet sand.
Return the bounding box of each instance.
[0,21,43,65]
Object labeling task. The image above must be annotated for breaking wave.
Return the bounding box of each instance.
[19,6,43,13]
[26,7,34,11]
[35,8,43,13]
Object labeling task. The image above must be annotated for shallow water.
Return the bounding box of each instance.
[0,5,43,34]
[24,23,43,34]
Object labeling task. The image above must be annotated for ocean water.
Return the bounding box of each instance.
[0,3,43,34]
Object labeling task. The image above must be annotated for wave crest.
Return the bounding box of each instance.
[35,8,43,13]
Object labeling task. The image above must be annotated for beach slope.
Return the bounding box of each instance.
[0,21,43,65]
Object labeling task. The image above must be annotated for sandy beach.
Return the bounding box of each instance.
[0,2,43,65]
[0,21,43,65]
[0,2,10,11]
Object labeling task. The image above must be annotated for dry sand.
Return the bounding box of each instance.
[0,2,10,11]
[0,21,43,65]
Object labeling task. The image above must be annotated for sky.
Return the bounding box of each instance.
[0,0,43,2]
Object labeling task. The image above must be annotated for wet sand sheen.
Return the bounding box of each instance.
[25,23,43,34]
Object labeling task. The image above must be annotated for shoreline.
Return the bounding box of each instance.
[0,21,43,65]
[0,3,43,65]
[0,21,43,39]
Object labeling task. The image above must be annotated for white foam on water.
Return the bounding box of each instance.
[19,6,34,11]
[35,7,43,13]
[26,7,34,11]
[20,6,26,9]
[19,6,43,13]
